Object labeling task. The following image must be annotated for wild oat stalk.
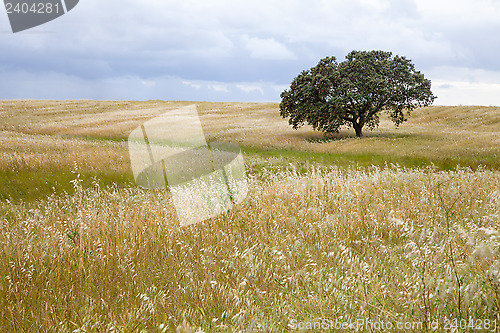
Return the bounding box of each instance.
[436,180,464,320]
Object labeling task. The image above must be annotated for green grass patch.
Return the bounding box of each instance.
[2,143,498,203]
[241,145,500,171]
[0,168,134,202]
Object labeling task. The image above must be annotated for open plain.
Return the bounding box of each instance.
[0,100,499,332]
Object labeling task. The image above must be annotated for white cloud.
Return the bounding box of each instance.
[208,84,230,93]
[236,84,264,95]
[428,66,500,106]
[243,36,296,60]
[182,81,202,89]
[415,0,500,27]
[272,84,289,94]
[428,66,500,85]
[141,80,156,87]
[432,80,500,106]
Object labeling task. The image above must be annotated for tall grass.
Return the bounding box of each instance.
[1,165,499,332]
[2,101,500,331]
[0,131,133,201]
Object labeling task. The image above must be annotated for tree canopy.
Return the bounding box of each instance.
[280,50,436,137]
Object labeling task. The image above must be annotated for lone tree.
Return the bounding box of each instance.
[280,50,436,138]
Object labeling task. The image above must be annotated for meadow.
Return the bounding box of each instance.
[0,100,499,332]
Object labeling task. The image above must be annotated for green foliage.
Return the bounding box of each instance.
[280,50,436,137]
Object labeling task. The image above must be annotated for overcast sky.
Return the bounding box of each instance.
[1,0,500,105]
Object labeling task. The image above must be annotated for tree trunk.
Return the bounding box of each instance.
[353,122,363,138]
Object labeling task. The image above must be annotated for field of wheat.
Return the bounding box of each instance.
[1,101,499,332]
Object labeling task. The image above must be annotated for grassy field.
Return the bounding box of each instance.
[0,100,499,332]
[1,100,500,202]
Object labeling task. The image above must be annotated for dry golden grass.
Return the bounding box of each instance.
[2,100,500,168]
[1,166,499,332]
[0,131,128,173]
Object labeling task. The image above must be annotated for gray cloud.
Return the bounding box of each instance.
[1,0,499,104]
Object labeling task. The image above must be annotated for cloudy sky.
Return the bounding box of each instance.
[1,0,500,105]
